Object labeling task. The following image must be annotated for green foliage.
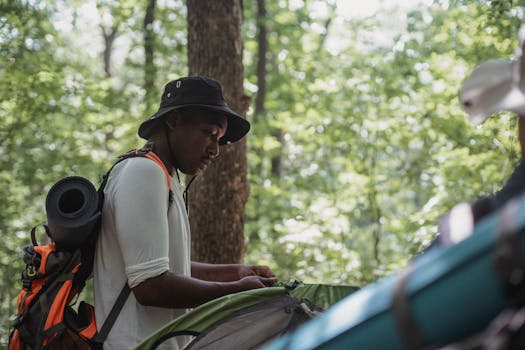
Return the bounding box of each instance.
[242,0,523,287]
[1,0,525,345]
[1,1,109,342]
[0,0,188,344]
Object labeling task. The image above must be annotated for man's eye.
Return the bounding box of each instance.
[203,129,218,137]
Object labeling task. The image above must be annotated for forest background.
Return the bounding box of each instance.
[1,0,523,344]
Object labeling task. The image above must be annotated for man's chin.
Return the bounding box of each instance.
[179,169,197,176]
[179,164,207,177]
[188,167,205,176]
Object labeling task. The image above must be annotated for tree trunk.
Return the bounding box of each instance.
[254,0,267,119]
[186,0,249,264]
[101,26,118,77]
[144,0,157,112]
[253,1,281,177]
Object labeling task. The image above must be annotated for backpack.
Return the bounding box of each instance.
[8,149,171,350]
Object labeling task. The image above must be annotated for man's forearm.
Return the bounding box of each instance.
[132,271,245,308]
[191,261,241,282]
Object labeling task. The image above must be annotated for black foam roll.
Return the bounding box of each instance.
[45,176,101,248]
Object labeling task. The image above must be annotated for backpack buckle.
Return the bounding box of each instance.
[26,265,37,277]
[22,265,37,289]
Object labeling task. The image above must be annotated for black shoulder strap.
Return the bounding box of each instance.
[92,148,172,344]
[92,283,131,344]
[97,149,141,208]
[90,150,139,345]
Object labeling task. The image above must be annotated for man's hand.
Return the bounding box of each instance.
[191,261,277,284]
[238,265,276,280]
[133,271,277,308]
[238,275,278,290]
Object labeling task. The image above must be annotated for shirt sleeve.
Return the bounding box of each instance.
[110,157,172,288]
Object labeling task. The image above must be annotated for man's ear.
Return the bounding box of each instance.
[165,114,178,131]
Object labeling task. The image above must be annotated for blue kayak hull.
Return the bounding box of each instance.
[262,195,525,350]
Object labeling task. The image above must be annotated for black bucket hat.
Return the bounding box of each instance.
[138,76,250,145]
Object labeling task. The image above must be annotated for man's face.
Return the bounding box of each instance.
[169,109,228,175]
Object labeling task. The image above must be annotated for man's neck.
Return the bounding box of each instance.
[145,140,176,176]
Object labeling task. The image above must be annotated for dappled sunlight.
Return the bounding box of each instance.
[4,1,525,345]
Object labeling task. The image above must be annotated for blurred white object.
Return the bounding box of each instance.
[438,202,474,245]
[459,25,525,124]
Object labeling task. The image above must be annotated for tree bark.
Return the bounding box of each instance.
[254,0,267,119]
[144,0,157,112]
[101,26,118,77]
[253,1,281,177]
[186,0,249,264]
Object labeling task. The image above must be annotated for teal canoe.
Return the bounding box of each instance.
[261,194,525,350]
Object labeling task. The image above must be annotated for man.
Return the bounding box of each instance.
[94,76,276,349]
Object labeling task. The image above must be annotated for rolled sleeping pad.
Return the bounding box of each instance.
[45,176,101,249]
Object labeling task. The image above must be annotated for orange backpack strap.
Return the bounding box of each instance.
[140,150,172,191]
[99,148,173,206]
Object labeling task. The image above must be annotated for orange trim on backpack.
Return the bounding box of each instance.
[66,263,82,303]
[43,263,80,332]
[79,304,97,339]
[34,242,56,275]
[16,278,46,314]
[8,329,21,350]
[140,150,172,190]
[44,280,73,332]
[16,243,56,314]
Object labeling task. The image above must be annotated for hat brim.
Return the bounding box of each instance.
[138,104,250,145]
